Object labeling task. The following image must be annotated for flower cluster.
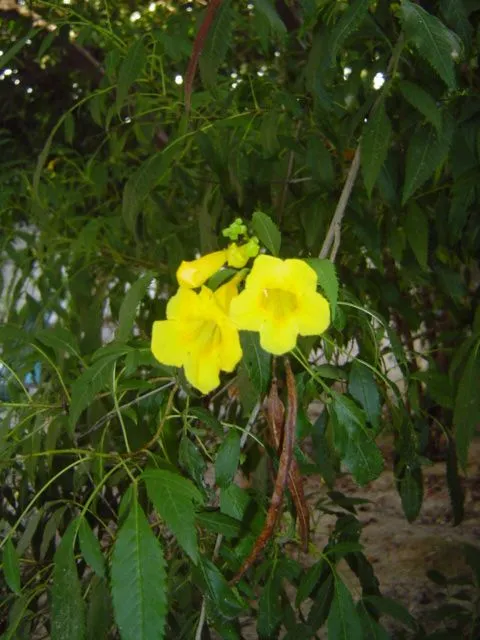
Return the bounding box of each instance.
[151,225,330,394]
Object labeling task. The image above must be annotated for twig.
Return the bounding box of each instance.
[239,400,261,449]
[230,358,297,584]
[319,146,361,262]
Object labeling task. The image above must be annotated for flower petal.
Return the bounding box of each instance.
[151,320,185,367]
[176,250,227,288]
[230,289,264,332]
[184,350,221,394]
[296,291,331,336]
[218,322,243,371]
[259,318,298,355]
[166,287,199,320]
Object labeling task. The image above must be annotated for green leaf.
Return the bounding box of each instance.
[356,603,390,640]
[51,522,86,640]
[239,331,271,396]
[179,436,207,489]
[251,211,281,256]
[122,145,176,234]
[331,393,383,485]
[69,355,117,431]
[117,272,155,342]
[143,469,204,563]
[189,406,224,436]
[259,110,280,158]
[362,101,392,198]
[363,595,417,631]
[454,347,480,468]
[199,0,234,90]
[3,538,21,594]
[439,0,472,49]
[36,327,82,361]
[195,510,242,538]
[446,437,465,525]
[0,29,38,68]
[87,577,112,640]
[400,0,461,90]
[220,484,251,520]
[194,557,246,619]
[215,430,241,488]
[116,39,147,112]
[349,361,381,429]
[307,573,334,630]
[296,560,326,606]
[398,466,423,522]
[254,0,287,35]
[78,519,105,578]
[111,496,167,640]
[405,204,429,270]
[402,121,453,204]
[304,258,339,317]
[327,578,362,640]
[311,413,336,487]
[398,81,442,133]
[306,136,335,184]
[257,575,282,639]
[328,0,370,61]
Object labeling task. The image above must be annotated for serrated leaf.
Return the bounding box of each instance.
[454,347,480,468]
[259,110,280,158]
[239,331,271,396]
[3,538,21,594]
[122,145,176,234]
[215,430,241,488]
[405,204,429,270]
[327,578,362,640]
[143,469,204,563]
[362,102,392,198]
[402,121,453,204]
[116,39,147,112]
[51,522,86,640]
[398,81,442,133]
[254,0,287,35]
[307,572,334,630]
[306,136,335,183]
[36,327,82,361]
[311,413,336,487]
[439,0,472,49]
[69,355,117,431]
[363,595,417,631]
[356,603,390,640]
[199,0,234,90]
[111,497,167,640]
[251,211,281,256]
[179,436,207,489]
[220,484,251,520]
[194,557,246,619]
[331,393,383,485]
[400,0,462,90]
[349,362,381,429]
[304,258,338,317]
[329,0,370,61]
[296,560,326,606]
[78,519,105,578]
[87,577,112,640]
[257,575,282,639]
[117,272,155,342]
[398,466,423,522]
[195,510,241,538]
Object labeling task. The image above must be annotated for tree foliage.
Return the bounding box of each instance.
[1,0,480,637]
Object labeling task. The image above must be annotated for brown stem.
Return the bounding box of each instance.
[184,0,223,113]
[230,357,297,584]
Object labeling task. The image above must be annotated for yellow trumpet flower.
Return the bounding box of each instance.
[151,279,242,394]
[230,255,330,355]
[176,250,227,289]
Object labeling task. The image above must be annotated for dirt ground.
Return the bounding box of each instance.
[302,436,480,637]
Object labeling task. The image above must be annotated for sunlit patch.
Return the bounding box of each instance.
[373,72,385,90]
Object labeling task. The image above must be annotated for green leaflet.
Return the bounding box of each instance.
[110,497,167,640]
[398,81,442,133]
[454,345,480,468]
[328,0,371,62]
[143,468,204,563]
[239,331,271,396]
[3,538,21,594]
[215,429,241,488]
[199,0,234,91]
[400,0,462,90]
[252,210,281,256]
[51,523,86,640]
[327,578,362,640]
[405,204,429,270]
[349,361,381,430]
[362,101,392,198]
[116,39,147,112]
[117,271,156,342]
[257,574,282,639]
[305,258,339,317]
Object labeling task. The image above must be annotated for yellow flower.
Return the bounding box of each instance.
[230,255,330,355]
[151,280,242,394]
[176,250,227,288]
[226,240,259,269]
